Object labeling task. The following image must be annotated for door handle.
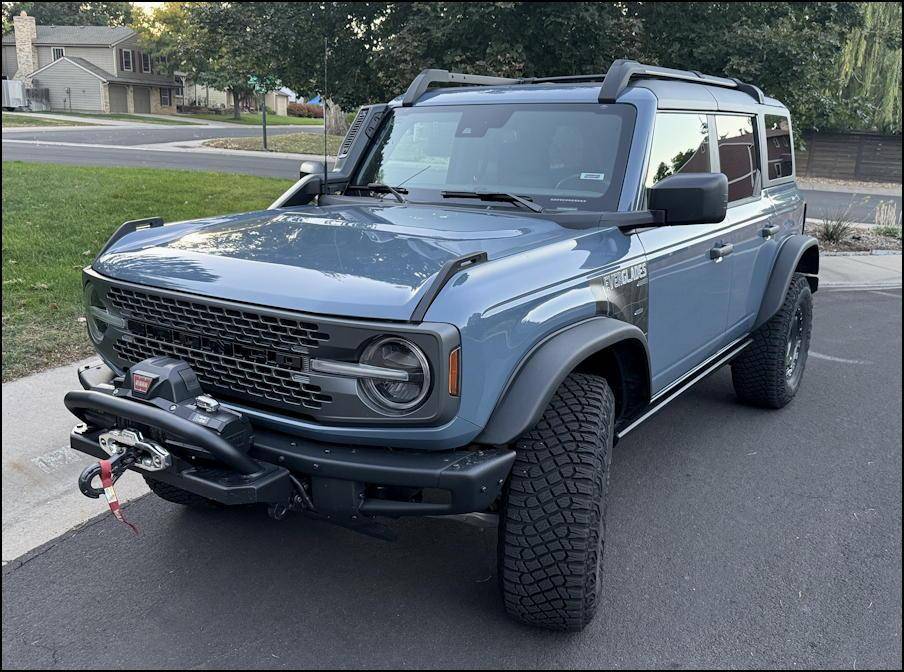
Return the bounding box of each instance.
[761,224,781,239]
[709,243,734,262]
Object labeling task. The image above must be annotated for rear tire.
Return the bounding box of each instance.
[498,372,615,631]
[731,272,812,408]
[144,476,220,509]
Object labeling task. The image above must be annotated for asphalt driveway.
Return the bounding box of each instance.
[2,287,901,669]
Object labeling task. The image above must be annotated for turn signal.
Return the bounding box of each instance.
[448,347,461,397]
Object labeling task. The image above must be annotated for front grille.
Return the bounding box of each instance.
[107,285,333,414]
[107,286,329,352]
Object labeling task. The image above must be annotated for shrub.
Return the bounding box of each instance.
[287,102,323,118]
[874,200,902,239]
[816,204,855,243]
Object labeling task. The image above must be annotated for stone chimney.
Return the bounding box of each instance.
[13,11,38,80]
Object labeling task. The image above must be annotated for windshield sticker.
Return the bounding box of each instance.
[580,172,606,181]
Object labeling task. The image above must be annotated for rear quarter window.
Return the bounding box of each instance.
[764,114,794,181]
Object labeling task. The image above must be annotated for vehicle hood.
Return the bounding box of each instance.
[93,203,575,320]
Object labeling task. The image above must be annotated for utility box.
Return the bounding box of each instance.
[2,79,27,110]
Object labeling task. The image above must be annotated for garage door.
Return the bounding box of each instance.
[109,84,128,113]
[133,87,151,113]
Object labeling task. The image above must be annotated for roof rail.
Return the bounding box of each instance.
[402,69,519,106]
[400,61,766,107]
[598,59,764,104]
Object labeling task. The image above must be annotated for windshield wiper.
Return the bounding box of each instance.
[441,190,543,213]
[346,183,408,203]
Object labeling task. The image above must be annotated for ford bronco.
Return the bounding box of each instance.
[67,60,817,631]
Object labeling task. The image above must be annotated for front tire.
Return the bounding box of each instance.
[731,273,813,408]
[498,372,615,631]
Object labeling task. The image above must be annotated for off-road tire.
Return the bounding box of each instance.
[143,476,220,509]
[731,272,812,408]
[498,372,615,631]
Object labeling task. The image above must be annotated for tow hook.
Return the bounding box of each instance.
[78,428,171,498]
[78,448,136,499]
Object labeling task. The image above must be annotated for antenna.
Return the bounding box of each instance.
[322,36,328,200]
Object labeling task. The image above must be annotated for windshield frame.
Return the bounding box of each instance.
[348,102,637,214]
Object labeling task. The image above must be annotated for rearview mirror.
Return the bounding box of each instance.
[649,173,728,225]
[299,160,326,179]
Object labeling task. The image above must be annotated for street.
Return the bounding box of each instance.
[2,287,901,669]
[4,125,899,222]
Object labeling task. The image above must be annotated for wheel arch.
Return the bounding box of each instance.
[754,234,819,330]
[475,317,651,446]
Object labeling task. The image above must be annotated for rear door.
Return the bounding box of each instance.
[711,113,775,338]
[638,112,733,393]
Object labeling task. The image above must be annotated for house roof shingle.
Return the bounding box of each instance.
[2,25,134,46]
[31,56,177,87]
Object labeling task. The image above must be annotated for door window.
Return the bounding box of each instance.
[644,113,711,191]
[715,115,760,202]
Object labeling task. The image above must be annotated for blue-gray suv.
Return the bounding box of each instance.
[67,60,818,631]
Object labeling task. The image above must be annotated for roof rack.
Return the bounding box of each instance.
[401,60,765,107]
[597,59,765,104]
[401,69,519,106]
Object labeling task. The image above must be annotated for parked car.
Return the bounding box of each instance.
[67,60,817,631]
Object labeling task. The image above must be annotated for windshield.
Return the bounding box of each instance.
[352,103,636,212]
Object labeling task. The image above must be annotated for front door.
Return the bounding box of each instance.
[638,112,733,393]
[133,86,151,113]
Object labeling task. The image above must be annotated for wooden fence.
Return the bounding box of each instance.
[795,132,902,183]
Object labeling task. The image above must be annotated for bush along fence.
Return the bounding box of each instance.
[795,132,902,183]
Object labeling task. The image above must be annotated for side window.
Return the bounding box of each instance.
[715,114,760,203]
[644,113,711,191]
[764,114,793,180]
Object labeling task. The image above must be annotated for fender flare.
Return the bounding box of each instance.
[753,234,819,330]
[475,317,650,445]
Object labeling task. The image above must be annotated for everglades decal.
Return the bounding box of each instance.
[590,262,649,334]
[601,262,648,290]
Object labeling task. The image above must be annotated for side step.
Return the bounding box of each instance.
[617,336,752,439]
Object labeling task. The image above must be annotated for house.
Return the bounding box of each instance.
[1,11,177,114]
[176,77,290,116]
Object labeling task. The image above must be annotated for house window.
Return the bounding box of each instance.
[160,88,172,107]
[51,47,65,61]
[174,84,184,98]
[141,52,151,73]
[120,49,133,72]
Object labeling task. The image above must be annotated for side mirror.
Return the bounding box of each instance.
[649,172,728,225]
[299,160,325,179]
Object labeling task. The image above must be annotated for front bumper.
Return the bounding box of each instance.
[67,363,515,519]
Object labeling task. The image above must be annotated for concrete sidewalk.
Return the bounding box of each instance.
[819,253,902,290]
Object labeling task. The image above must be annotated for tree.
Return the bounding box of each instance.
[135,2,278,119]
[2,2,133,33]
[635,2,863,132]
[831,2,902,133]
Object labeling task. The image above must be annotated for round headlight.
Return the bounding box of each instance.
[360,337,431,413]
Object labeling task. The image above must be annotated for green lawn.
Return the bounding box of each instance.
[204,132,343,155]
[1,162,294,381]
[48,111,203,125]
[2,114,98,128]
[176,112,323,126]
